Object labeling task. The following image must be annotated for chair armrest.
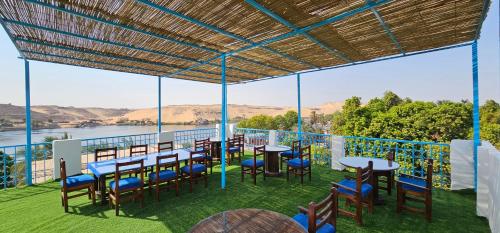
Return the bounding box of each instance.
[332,181,357,193]
[395,180,430,191]
[298,206,308,214]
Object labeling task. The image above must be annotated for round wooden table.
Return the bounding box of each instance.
[339,157,400,204]
[264,145,291,176]
[189,208,306,233]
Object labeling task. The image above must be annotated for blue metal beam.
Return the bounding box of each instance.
[244,0,352,63]
[220,53,227,189]
[297,73,302,140]
[15,37,244,81]
[472,40,480,191]
[24,0,292,74]
[135,0,317,69]
[237,42,472,84]
[367,0,405,54]
[172,0,391,77]
[24,59,32,186]
[158,76,162,134]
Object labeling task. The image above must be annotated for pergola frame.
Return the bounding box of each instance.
[0,0,490,190]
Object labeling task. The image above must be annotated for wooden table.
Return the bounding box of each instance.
[209,138,222,162]
[339,157,400,205]
[189,208,306,233]
[264,145,291,177]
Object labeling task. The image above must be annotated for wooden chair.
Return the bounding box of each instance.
[194,138,213,174]
[226,137,241,165]
[129,144,148,157]
[158,141,174,152]
[241,145,266,185]
[396,159,433,222]
[148,153,179,201]
[332,161,374,225]
[293,187,338,233]
[59,158,95,212]
[94,147,117,162]
[180,150,208,192]
[233,133,245,157]
[375,151,395,195]
[286,145,312,184]
[108,159,145,216]
[280,140,300,170]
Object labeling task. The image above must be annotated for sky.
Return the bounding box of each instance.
[0,2,498,109]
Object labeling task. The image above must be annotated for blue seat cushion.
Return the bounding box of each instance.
[287,158,310,168]
[241,159,264,168]
[399,176,427,193]
[109,177,142,191]
[281,150,300,158]
[149,170,177,181]
[181,164,206,174]
[292,213,336,233]
[337,179,373,198]
[61,174,94,188]
[228,147,240,153]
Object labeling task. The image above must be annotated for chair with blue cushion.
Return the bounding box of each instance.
[129,144,149,177]
[108,159,144,216]
[59,158,95,213]
[332,161,373,225]
[158,141,174,153]
[396,159,433,222]
[293,187,338,233]
[241,145,266,185]
[148,153,179,201]
[286,144,312,184]
[194,138,213,174]
[226,137,241,165]
[233,133,245,159]
[280,140,300,170]
[181,150,208,192]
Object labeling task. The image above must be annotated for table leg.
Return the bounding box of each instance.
[373,172,385,205]
[265,151,281,177]
[99,175,107,205]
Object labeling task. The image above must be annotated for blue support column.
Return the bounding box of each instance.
[221,54,227,189]
[24,59,32,185]
[158,76,162,134]
[472,41,480,191]
[297,73,302,139]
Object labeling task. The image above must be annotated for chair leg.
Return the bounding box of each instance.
[426,193,432,222]
[115,194,120,216]
[140,187,144,208]
[175,180,179,196]
[356,201,363,226]
[368,193,374,214]
[286,166,289,181]
[88,187,92,199]
[63,191,69,213]
[308,166,311,181]
[156,184,160,202]
[189,176,193,193]
[300,168,304,184]
[90,184,96,205]
[253,167,257,185]
[241,166,244,182]
[396,186,402,214]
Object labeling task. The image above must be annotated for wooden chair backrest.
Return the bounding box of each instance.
[60,158,67,188]
[426,159,434,190]
[251,145,265,168]
[189,150,207,171]
[356,161,373,193]
[130,144,148,157]
[226,137,238,148]
[233,134,244,146]
[307,187,338,232]
[94,147,117,162]
[155,153,179,177]
[158,141,173,152]
[291,140,301,153]
[114,159,144,191]
[194,138,210,152]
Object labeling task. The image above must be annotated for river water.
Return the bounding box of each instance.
[0,125,204,146]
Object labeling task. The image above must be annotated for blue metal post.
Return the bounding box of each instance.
[158,76,162,134]
[24,59,32,185]
[297,73,302,139]
[221,54,227,189]
[472,41,480,191]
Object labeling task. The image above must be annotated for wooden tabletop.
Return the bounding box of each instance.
[189,208,306,233]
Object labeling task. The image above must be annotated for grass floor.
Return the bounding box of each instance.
[0,158,490,233]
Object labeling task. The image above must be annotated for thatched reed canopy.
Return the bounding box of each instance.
[0,0,491,84]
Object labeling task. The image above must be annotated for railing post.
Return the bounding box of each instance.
[221,53,227,189]
[24,59,32,186]
[297,73,302,140]
[472,40,480,191]
[158,76,162,134]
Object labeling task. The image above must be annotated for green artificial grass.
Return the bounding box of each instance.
[0,158,489,233]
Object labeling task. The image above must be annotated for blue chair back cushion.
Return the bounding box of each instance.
[281,150,300,158]
[241,159,264,168]
[109,177,142,191]
[337,179,373,198]
[399,177,427,193]
[228,147,240,153]
[287,158,310,168]
[149,170,177,181]
[60,174,94,188]
[181,164,206,174]
[292,213,336,233]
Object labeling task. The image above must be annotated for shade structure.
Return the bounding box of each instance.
[0,0,491,84]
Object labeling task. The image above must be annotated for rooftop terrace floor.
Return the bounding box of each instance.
[0,157,489,233]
